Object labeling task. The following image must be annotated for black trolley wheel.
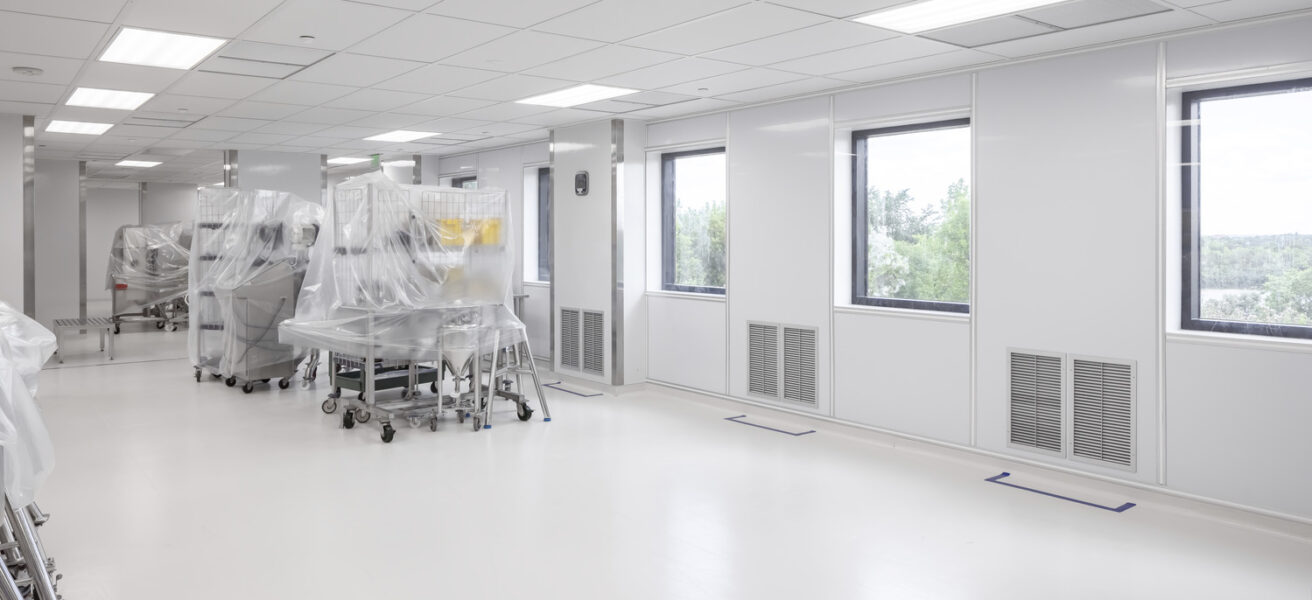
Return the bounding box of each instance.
[517,404,534,422]
[355,409,371,424]
[381,424,395,443]
[194,369,201,382]
[278,378,291,390]
[342,410,355,429]
[242,382,255,394]
[430,382,439,394]
[155,321,165,330]
[225,377,236,387]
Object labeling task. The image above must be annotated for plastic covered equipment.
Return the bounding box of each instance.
[0,302,56,507]
[280,171,525,360]
[188,187,322,384]
[106,222,192,316]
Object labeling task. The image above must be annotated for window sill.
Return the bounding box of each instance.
[522,281,550,289]
[647,290,726,303]
[1165,330,1312,355]
[834,304,970,324]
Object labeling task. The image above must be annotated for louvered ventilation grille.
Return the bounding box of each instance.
[560,309,580,370]
[782,327,817,405]
[747,323,779,398]
[582,310,605,375]
[1009,352,1063,453]
[1072,359,1134,467]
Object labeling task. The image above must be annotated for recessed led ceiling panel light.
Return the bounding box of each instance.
[45,120,113,135]
[327,157,370,165]
[516,84,637,108]
[116,160,162,168]
[67,87,154,110]
[100,27,228,70]
[364,131,438,143]
[853,0,1069,33]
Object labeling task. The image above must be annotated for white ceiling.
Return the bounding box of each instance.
[0,0,1309,183]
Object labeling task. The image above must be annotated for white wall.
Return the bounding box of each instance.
[238,150,323,205]
[85,185,139,312]
[141,182,196,224]
[641,15,1312,521]
[0,114,23,310]
[33,159,80,327]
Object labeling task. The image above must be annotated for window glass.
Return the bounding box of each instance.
[662,149,726,294]
[537,167,551,282]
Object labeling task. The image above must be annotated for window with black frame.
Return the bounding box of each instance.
[1182,77,1312,339]
[661,147,726,294]
[852,119,971,312]
[452,175,477,189]
[537,166,551,282]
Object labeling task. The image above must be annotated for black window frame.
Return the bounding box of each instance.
[537,166,551,282]
[1181,77,1312,340]
[851,118,971,313]
[661,146,727,295]
[452,175,477,189]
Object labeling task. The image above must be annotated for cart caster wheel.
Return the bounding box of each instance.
[169,324,178,332]
[342,410,355,429]
[262,378,271,384]
[212,373,222,379]
[332,387,341,398]
[156,321,165,329]
[242,382,255,394]
[472,415,482,432]
[357,392,365,401]
[430,382,439,394]
[355,409,371,424]
[321,398,337,414]
[517,404,534,422]
[194,369,201,383]
[457,411,465,424]
[278,378,290,390]
[381,425,395,443]
[225,377,236,387]
[409,416,422,428]
[429,418,439,432]
[113,324,120,334]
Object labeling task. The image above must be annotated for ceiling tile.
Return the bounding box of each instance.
[1188,0,1312,21]
[441,31,604,73]
[0,79,64,103]
[831,48,1000,83]
[190,116,271,132]
[763,0,913,18]
[0,100,52,116]
[285,106,376,124]
[374,63,504,95]
[427,0,598,27]
[219,101,306,120]
[218,41,332,66]
[599,57,747,89]
[1022,0,1171,28]
[567,99,648,112]
[347,112,431,129]
[245,0,410,49]
[325,88,430,111]
[120,0,283,37]
[0,51,85,86]
[534,0,749,43]
[624,97,737,119]
[167,128,239,142]
[291,135,353,147]
[228,132,295,145]
[249,80,358,105]
[454,102,555,122]
[197,56,304,79]
[772,36,959,76]
[139,94,235,115]
[713,77,849,102]
[99,124,174,138]
[922,16,1059,48]
[347,0,440,9]
[509,108,611,126]
[169,72,277,99]
[409,117,492,132]
[976,9,1213,57]
[620,90,700,105]
[393,95,498,116]
[304,125,381,139]
[351,14,514,62]
[455,121,544,135]
[0,0,127,22]
[703,20,898,66]
[78,61,187,93]
[523,45,680,81]
[503,127,551,140]
[447,74,575,101]
[290,53,424,87]
[661,68,805,97]
[257,121,329,135]
[0,11,109,59]
[626,3,828,55]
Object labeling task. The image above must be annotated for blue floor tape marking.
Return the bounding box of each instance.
[724,415,815,437]
[986,472,1136,513]
[544,382,603,397]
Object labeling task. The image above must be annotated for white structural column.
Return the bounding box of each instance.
[33,159,82,328]
[0,114,25,310]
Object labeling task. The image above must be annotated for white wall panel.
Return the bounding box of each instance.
[0,114,23,310]
[437,154,479,178]
[975,44,1160,482]
[647,295,727,394]
[33,159,79,327]
[1165,341,1312,519]
[141,182,196,224]
[726,97,832,413]
[238,150,323,205]
[646,113,726,148]
[1166,15,1312,80]
[833,312,971,444]
[85,186,138,312]
[833,73,972,124]
[522,282,550,360]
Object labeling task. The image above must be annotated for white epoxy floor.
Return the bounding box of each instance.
[33,334,1312,599]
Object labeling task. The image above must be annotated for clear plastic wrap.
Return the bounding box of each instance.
[188,187,323,381]
[106,222,192,315]
[280,172,525,361]
[0,302,57,507]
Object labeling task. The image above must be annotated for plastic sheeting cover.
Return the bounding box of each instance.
[280,172,526,360]
[106,221,192,312]
[0,302,56,507]
[188,187,322,377]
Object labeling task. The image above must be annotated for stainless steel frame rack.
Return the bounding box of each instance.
[0,501,60,600]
